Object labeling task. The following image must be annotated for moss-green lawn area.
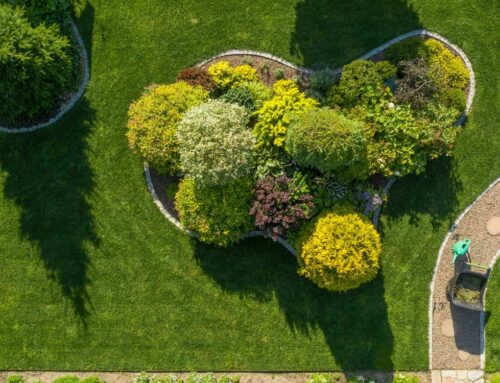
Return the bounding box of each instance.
[0,0,498,372]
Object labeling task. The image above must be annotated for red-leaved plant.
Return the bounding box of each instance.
[250,175,314,240]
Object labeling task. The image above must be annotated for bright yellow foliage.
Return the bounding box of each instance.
[424,39,469,90]
[208,60,259,89]
[297,208,382,292]
[253,80,318,149]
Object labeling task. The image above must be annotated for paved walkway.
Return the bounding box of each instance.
[430,179,500,375]
[431,370,485,383]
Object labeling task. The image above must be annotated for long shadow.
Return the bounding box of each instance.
[291,0,421,68]
[193,238,394,371]
[0,97,98,325]
[385,157,463,229]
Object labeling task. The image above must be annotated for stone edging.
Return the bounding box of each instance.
[428,178,500,370]
[0,18,90,134]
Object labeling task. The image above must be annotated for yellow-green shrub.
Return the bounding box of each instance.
[175,178,253,247]
[296,207,382,292]
[127,82,208,174]
[253,80,318,149]
[208,60,259,90]
[424,39,469,90]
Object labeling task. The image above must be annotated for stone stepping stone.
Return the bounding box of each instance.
[486,216,500,235]
[458,349,471,361]
[441,318,455,337]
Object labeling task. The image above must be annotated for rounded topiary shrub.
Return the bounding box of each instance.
[0,4,74,125]
[127,82,208,174]
[286,107,370,180]
[176,99,255,187]
[296,207,382,292]
[175,178,253,247]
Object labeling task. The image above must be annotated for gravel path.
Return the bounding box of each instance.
[431,180,500,370]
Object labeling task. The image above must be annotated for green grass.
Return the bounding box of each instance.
[0,0,498,372]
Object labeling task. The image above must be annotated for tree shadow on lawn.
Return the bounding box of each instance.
[192,238,394,371]
[291,0,422,67]
[0,98,99,326]
[384,157,463,230]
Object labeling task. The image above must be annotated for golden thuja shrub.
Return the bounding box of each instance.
[297,208,382,292]
[208,60,259,90]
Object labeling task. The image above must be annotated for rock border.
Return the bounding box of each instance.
[0,18,90,134]
[428,178,500,370]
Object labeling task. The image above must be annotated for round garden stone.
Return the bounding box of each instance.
[486,216,500,235]
[441,318,455,337]
[458,349,471,361]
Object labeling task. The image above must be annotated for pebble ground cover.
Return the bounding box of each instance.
[0,0,498,372]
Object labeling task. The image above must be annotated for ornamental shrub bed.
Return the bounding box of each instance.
[129,38,470,292]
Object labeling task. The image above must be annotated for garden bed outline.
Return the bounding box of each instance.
[0,18,90,134]
[145,29,476,257]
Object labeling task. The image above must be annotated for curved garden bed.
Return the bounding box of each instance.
[0,18,89,134]
[132,29,475,294]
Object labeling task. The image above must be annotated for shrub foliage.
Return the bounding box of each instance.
[208,60,259,90]
[0,4,73,125]
[249,174,314,239]
[253,79,318,149]
[127,82,208,174]
[175,178,253,247]
[286,107,370,180]
[297,207,382,292]
[327,60,396,110]
[176,100,255,186]
[176,66,216,93]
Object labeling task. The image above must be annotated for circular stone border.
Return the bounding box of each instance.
[0,18,90,134]
[428,178,500,370]
[144,29,476,257]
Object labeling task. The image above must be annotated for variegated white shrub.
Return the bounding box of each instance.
[177,99,255,186]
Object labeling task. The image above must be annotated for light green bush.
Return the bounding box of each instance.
[327,60,396,110]
[6,375,25,383]
[52,376,81,383]
[177,100,255,187]
[127,82,208,174]
[175,178,253,247]
[239,81,272,110]
[392,373,420,383]
[286,107,370,180]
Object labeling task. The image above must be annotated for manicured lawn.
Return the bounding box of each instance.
[0,0,498,371]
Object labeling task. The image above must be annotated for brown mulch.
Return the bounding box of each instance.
[0,371,431,383]
[431,181,500,369]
